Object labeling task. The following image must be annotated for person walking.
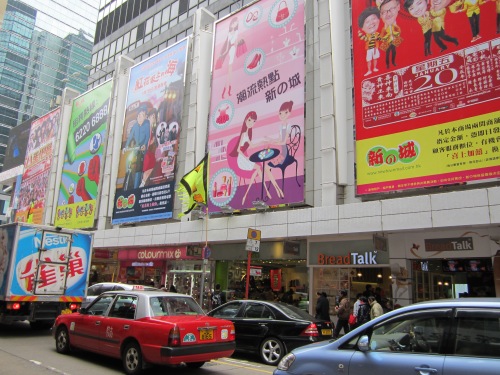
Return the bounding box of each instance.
[333,290,350,338]
[315,292,331,321]
[355,296,371,328]
[350,293,363,329]
[369,295,384,320]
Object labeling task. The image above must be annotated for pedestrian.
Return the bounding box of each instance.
[211,284,226,309]
[169,284,177,293]
[315,292,331,321]
[355,296,371,328]
[369,295,384,319]
[350,293,363,329]
[333,290,350,338]
[363,284,374,298]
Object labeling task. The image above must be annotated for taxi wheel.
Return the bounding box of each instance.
[259,337,284,366]
[122,341,143,375]
[55,326,71,354]
[186,362,205,369]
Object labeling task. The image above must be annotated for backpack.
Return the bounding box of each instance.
[357,304,370,325]
[212,291,222,308]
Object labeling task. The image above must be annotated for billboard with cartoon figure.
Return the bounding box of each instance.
[55,81,113,229]
[353,0,500,195]
[208,0,305,212]
[112,38,188,224]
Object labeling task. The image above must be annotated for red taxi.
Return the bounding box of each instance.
[53,289,235,375]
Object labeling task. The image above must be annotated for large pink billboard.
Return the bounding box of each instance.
[353,0,500,195]
[208,0,305,212]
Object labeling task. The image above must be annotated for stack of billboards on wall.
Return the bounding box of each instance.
[13,0,307,229]
[352,0,500,195]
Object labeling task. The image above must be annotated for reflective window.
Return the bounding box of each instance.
[87,295,115,316]
[454,310,500,358]
[109,295,138,319]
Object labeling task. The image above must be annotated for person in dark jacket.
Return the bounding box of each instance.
[355,296,371,328]
[333,290,351,338]
[315,292,331,321]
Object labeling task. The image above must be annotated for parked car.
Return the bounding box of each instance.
[53,290,235,375]
[82,283,159,308]
[207,300,334,366]
[275,298,500,375]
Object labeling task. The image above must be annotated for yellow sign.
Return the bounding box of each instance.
[54,200,96,229]
[247,228,261,241]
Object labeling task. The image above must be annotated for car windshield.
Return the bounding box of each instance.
[277,302,315,320]
[150,296,205,316]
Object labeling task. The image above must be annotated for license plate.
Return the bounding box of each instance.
[322,329,332,336]
[200,329,214,340]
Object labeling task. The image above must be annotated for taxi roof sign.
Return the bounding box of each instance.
[247,228,261,241]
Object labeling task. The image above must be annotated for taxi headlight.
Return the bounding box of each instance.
[277,353,296,371]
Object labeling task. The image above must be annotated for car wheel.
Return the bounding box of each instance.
[122,341,143,375]
[259,337,284,366]
[186,362,205,369]
[55,326,71,354]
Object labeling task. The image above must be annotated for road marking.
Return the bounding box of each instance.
[29,360,70,374]
[213,358,274,374]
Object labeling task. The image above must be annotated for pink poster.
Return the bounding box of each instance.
[208,0,305,212]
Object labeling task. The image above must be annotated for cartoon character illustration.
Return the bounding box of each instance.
[229,112,282,204]
[358,7,382,76]
[404,0,433,56]
[217,17,247,99]
[430,0,459,52]
[454,0,488,42]
[378,0,403,69]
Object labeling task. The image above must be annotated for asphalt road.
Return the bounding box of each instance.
[0,322,276,375]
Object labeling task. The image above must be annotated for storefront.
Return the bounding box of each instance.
[90,249,119,284]
[115,246,212,308]
[210,240,307,302]
[308,239,391,315]
[389,229,499,306]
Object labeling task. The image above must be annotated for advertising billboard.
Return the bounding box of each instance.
[208,0,305,212]
[353,0,500,195]
[112,38,188,224]
[3,117,34,171]
[14,108,60,223]
[55,81,113,229]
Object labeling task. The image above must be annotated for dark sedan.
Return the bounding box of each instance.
[207,300,334,366]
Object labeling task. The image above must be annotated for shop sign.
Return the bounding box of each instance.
[94,249,112,259]
[118,246,193,260]
[317,250,379,265]
[424,237,473,252]
[250,267,262,277]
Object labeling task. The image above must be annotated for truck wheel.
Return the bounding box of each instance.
[259,337,284,366]
[122,341,143,375]
[55,326,71,354]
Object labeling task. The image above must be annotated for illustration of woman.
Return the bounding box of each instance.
[455,0,487,43]
[218,17,245,99]
[272,101,294,165]
[141,108,158,187]
[230,111,283,204]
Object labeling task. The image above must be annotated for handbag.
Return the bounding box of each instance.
[276,1,289,22]
[348,313,357,326]
[236,39,247,58]
[214,53,225,70]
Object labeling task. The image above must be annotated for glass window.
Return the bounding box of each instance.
[123,32,130,48]
[109,295,138,319]
[152,29,160,38]
[171,1,179,18]
[368,312,450,354]
[454,310,500,358]
[109,40,117,57]
[162,6,171,23]
[116,36,123,52]
[102,45,110,61]
[145,17,153,35]
[130,27,137,44]
[153,12,162,30]
[211,302,243,318]
[87,294,115,316]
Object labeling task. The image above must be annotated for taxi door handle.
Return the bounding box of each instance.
[124,325,130,330]
[95,321,101,326]
[414,366,437,374]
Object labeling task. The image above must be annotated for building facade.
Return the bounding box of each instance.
[8,0,500,313]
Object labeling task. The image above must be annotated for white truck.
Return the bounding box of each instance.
[0,223,93,329]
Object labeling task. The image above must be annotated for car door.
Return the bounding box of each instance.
[209,302,244,349]
[348,309,451,375]
[100,294,139,357]
[237,302,274,351]
[443,307,500,375]
[75,294,116,351]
